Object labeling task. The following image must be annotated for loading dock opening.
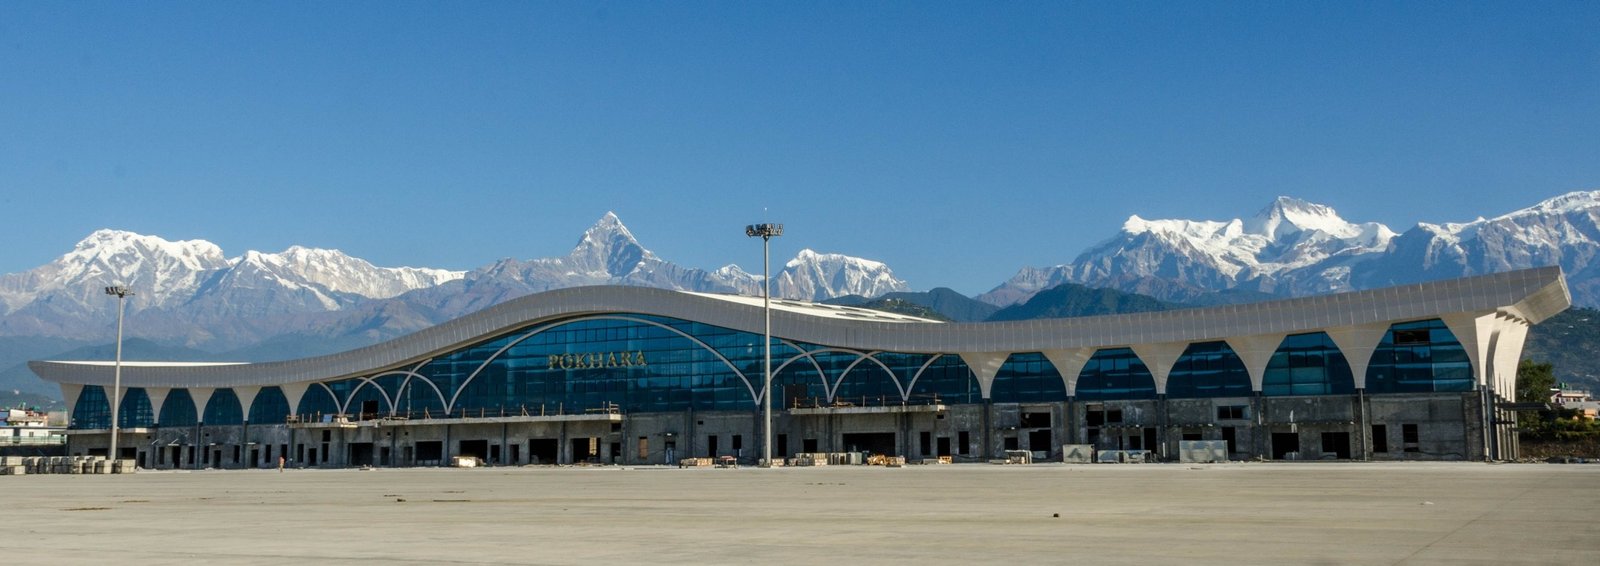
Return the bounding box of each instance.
[459,439,489,461]
[841,432,896,455]
[350,442,375,466]
[529,439,558,464]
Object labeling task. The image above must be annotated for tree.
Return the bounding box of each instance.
[1517,360,1558,439]
[1516,359,1556,404]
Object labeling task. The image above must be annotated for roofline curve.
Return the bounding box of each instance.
[31,266,1570,390]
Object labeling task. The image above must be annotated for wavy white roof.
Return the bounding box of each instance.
[31,267,1569,390]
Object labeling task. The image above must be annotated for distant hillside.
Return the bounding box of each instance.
[825,287,996,322]
[986,283,1180,321]
[1523,307,1600,394]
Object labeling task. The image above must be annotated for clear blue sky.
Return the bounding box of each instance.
[2,2,1597,295]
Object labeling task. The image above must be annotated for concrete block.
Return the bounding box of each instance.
[1061,444,1094,464]
[1178,441,1228,463]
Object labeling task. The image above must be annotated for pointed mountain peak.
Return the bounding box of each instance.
[1246,196,1356,239]
[567,212,652,276]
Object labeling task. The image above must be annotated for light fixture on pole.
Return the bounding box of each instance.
[104,286,134,462]
[745,223,782,468]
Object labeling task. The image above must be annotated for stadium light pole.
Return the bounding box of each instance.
[105,286,134,462]
[745,223,782,468]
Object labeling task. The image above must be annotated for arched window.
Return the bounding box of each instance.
[248,387,290,424]
[202,389,243,425]
[1263,332,1355,396]
[158,389,197,427]
[1166,342,1253,398]
[1366,319,1473,393]
[990,353,1067,403]
[1076,348,1156,400]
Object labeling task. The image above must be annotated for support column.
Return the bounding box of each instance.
[1325,323,1392,391]
[1225,334,1287,394]
[145,387,171,426]
[280,382,311,419]
[1130,342,1188,396]
[1042,348,1095,398]
[958,352,1010,400]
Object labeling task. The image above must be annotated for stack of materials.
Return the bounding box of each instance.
[4,455,134,475]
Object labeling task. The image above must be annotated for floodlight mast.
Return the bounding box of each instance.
[104,286,134,462]
[744,223,782,467]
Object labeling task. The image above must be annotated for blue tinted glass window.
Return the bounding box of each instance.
[119,388,155,428]
[70,386,110,429]
[990,353,1067,403]
[1366,319,1473,393]
[202,389,243,425]
[297,386,339,420]
[248,387,290,424]
[1076,348,1157,400]
[159,389,197,427]
[1264,332,1355,396]
[1166,342,1253,398]
[905,355,980,405]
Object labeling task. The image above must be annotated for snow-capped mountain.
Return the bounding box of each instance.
[776,249,908,301]
[389,213,909,324]
[981,191,1600,308]
[0,213,909,349]
[0,230,462,344]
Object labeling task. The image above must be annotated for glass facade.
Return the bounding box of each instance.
[1075,348,1157,400]
[202,389,243,425]
[68,386,154,429]
[159,389,197,427]
[1263,332,1355,396]
[1165,342,1252,399]
[1365,319,1473,393]
[990,353,1067,403]
[249,387,290,424]
[63,314,1485,429]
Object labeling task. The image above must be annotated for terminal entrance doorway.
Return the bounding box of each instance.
[529,439,558,464]
[458,439,489,461]
[1272,432,1300,460]
[349,442,375,466]
[841,432,896,456]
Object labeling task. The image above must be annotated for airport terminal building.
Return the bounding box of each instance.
[31,266,1569,468]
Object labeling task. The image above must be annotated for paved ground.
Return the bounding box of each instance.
[1,462,1596,565]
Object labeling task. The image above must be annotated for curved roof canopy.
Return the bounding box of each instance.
[31,266,1569,390]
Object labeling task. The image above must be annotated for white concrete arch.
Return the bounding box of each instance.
[904,354,949,400]
[769,343,833,405]
[827,352,906,402]
[338,376,396,416]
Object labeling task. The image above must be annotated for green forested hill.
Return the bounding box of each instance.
[1523,307,1600,393]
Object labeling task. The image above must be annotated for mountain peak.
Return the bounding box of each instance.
[1246,197,1354,239]
[567,212,651,276]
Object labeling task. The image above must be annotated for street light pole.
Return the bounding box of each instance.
[745,223,782,467]
[105,286,134,461]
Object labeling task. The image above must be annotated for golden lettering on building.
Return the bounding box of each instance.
[547,351,647,370]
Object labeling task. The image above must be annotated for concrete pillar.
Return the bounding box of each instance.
[189,388,216,423]
[59,383,84,425]
[145,387,171,425]
[1130,342,1188,396]
[1224,334,1288,393]
[958,352,1011,400]
[280,382,311,418]
[1041,348,1095,397]
[234,386,262,423]
[1325,323,1392,390]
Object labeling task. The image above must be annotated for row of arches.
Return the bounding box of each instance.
[70,318,1473,429]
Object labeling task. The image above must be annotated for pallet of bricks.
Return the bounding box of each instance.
[790,453,828,466]
[678,457,714,468]
[0,456,23,475]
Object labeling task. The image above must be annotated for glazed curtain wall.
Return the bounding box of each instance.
[67,317,1478,428]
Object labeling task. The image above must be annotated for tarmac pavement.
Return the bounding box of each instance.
[1,462,1596,565]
